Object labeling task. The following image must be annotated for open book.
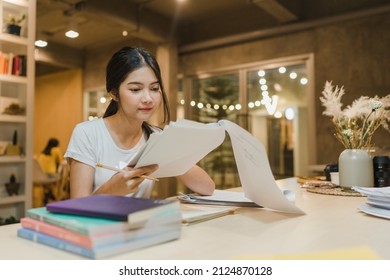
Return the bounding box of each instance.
[177,189,262,207]
[129,119,304,214]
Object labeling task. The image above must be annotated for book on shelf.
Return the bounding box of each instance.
[17,227,181,259]
[12,55,27,76]
[46,194,180,222]
[20,217,181,249]
[128,119,304,214]
[0,52,25,76]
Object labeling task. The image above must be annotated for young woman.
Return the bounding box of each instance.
[65,47,215,198]
[38,138,63,177]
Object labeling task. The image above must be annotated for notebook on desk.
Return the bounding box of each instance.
[177,189,262,207]
[46,194,179,221]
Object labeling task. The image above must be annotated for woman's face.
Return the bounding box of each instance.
[116,65,162,122]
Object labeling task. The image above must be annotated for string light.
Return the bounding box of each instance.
[185,66,307,119]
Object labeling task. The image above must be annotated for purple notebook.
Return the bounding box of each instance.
[46,194,175,221]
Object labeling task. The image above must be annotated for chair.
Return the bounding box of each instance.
[55,161,70,201]
[33,157,60,207]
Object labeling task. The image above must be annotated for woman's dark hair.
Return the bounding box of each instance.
[42,138,59,155]
[103,46,170,137]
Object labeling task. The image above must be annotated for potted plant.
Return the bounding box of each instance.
[320,81,390,189]
[6,14,26,36]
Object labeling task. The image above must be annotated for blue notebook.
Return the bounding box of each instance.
[17,227,180,259]
[46,194,178,221]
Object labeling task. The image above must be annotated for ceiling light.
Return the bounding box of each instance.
[65,29,79,38]
[65,21,79,38]
[35,39,48,47]
[35,32,49,47]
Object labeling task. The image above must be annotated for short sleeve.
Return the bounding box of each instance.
[64,123,97,167]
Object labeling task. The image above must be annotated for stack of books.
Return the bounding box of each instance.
[352,186,390,219]
[17,195,181,259]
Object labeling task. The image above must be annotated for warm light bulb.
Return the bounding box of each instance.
[285,107,295,120]
[278,67,286,73]
[65,30,79,38]
[35,40,48,47]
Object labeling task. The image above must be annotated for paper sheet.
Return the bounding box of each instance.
[180,204,236,225]
[352,186,390,197]
[129,118,304,214]
[219,120,304,214]
[190,189,253,203]
[178,189,261,207]
[353,186,390,218]
[129,119,225,177]
[358,205,390,219]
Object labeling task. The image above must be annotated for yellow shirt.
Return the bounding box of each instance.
[37,147,63,175]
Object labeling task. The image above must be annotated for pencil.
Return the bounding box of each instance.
[95,163,159,182]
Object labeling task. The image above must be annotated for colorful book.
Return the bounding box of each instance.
[46,194,179,221]
[27,207,129,237]
[17,227,181,259]
[20,217,181,249]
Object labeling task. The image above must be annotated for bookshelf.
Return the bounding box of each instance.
[0,0,35,225]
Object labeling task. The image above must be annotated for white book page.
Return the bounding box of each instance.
[180,204,236,225]
[131,119,225,178]
[190,189,253,203]
[358,205,390,219]
[352,186,390,197]
[219,120,305,214]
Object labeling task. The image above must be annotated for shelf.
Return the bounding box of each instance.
[0,32,28,46]
[0,194,25,205]
[0,155,25,163]
[0,0,34,220]
[0,114,26,122]
[3,0,28,8]
[0,73,27,83]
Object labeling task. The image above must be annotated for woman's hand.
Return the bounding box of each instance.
[177,165,215,195]
[95,164,158,196]
[69,159,158,198]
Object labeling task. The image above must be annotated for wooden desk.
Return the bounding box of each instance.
[0,177,389,260]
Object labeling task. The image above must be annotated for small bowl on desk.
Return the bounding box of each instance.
[5,182,20,196]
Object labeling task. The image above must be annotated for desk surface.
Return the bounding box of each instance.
[1,178,389,260]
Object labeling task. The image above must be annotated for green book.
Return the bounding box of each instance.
[26,207,181,237]
[26,207,129,237]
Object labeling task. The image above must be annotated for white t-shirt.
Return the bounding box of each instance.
[64,118,154,198]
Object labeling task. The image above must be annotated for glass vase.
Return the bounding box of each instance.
[338,149,374,189]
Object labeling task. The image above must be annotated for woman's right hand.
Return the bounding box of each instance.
[95,164,158,196]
